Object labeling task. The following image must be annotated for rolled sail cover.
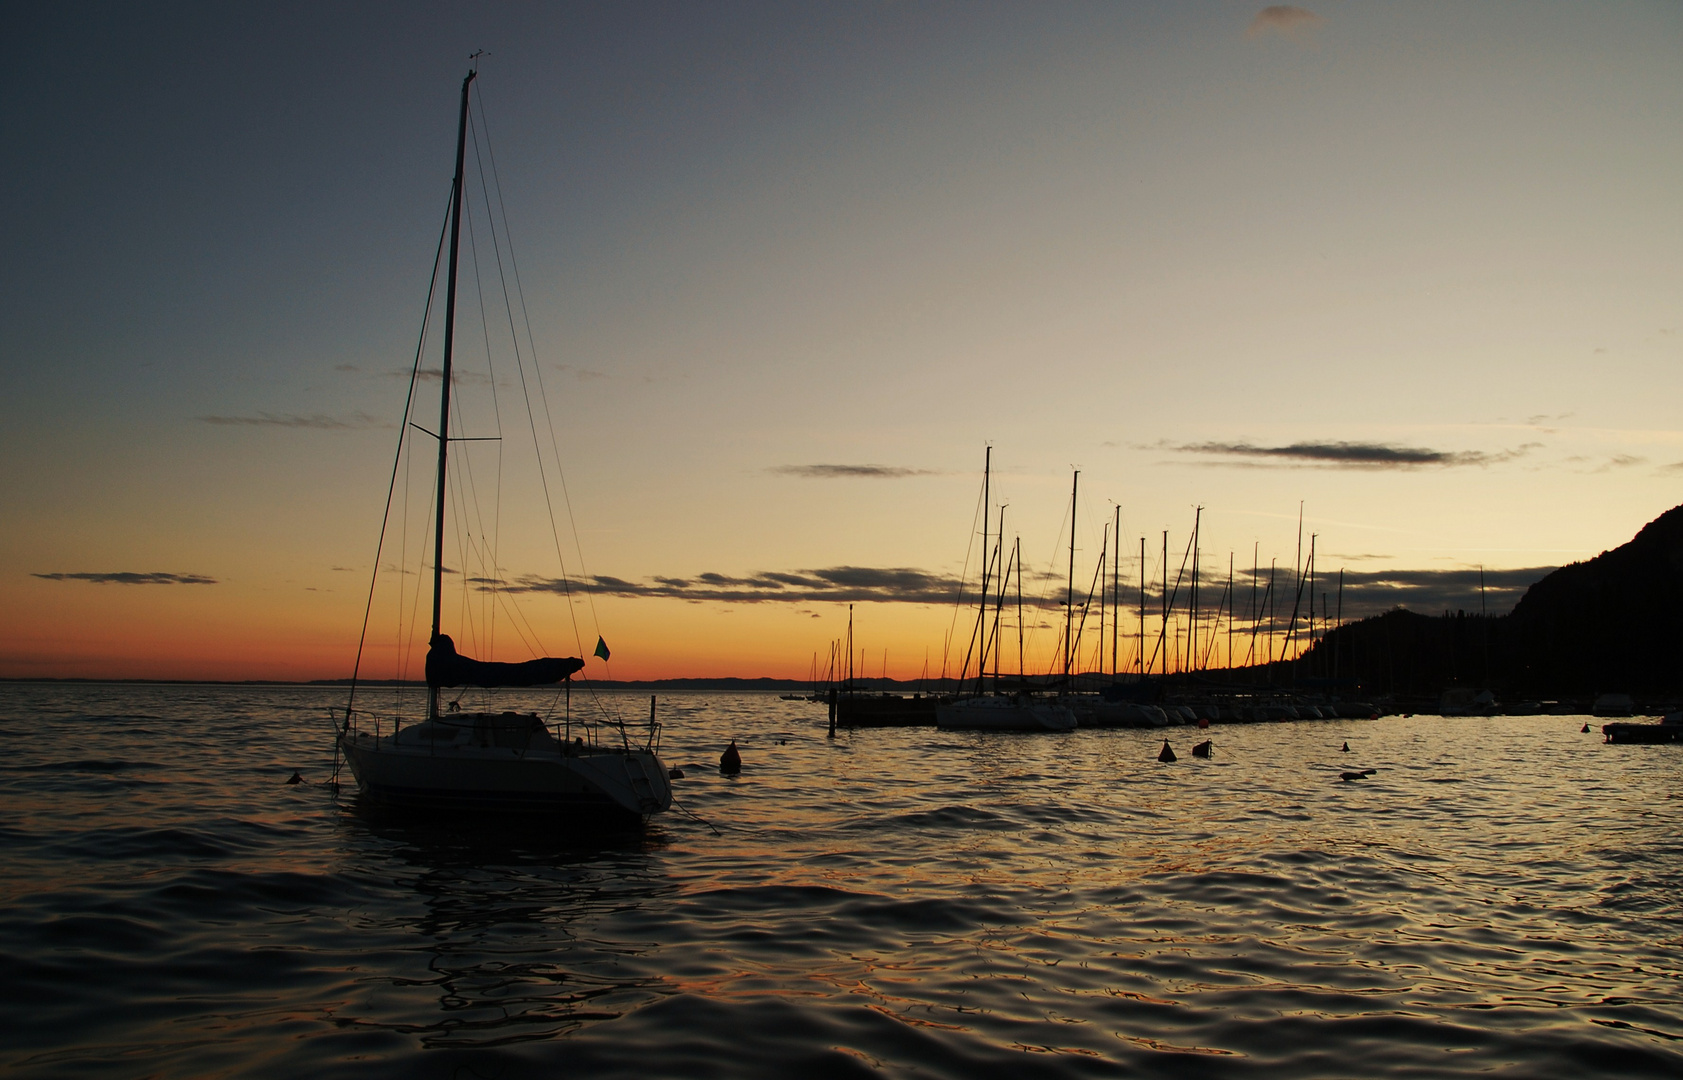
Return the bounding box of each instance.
[426,635,585,688]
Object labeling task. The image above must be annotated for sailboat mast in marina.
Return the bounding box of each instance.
[936,450,1075,732]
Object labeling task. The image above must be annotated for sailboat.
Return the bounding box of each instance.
[936,449,1076,732]
[335,68,672,823]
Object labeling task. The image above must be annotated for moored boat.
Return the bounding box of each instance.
[334,67,671,824]
[1602,712,1683,744]
[937,694,1076,732]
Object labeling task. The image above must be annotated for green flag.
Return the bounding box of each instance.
[593,636,611,661]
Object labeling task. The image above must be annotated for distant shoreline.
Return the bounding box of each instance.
[0,676,835,691]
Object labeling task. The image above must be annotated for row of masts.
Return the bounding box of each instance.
[951,454,1352,690]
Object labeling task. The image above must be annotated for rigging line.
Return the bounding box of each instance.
[464,110,511,659]
[1202,571,1232,669]
[1071,532,1106,677]
[469,97,592,667]
[458,172,518,657]
[445,329,495,657]
[470,94,580,604]
[401,446,431,690]
[476,138,628,732]
[944,464,986,684]
[346,187,452,726]
[1026,494,1074,679]
[491,581,548,657]
[1146,528,1196,674]
[477,93,630,726]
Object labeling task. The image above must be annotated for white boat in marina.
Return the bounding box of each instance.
[334,67,671,824]
[937,694,1076,732]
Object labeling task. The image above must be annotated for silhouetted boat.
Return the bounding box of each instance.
[1602,713,1683,744]
[335,68,671,824]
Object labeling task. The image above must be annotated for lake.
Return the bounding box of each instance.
[2,683,1679,1078]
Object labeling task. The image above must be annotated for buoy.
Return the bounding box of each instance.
[1192,739,1212,758]
[1158,740,1177,763]
[286,771,303,785]
[1340,771,1366,781]
[1341,742,1350,752]
[668,768,685,779]
[720,740,742,775]
[1581,723,1591,733]
[1198,717,1210,730]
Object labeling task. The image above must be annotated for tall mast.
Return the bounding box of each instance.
[1160,531,1167,676]
[1189,506,1200,672]
[1226,552,1234,672]
[1111,505,1120,679]
[978,447,991,688]
[1065,470,1078,686]
[429,68,477,720]
[992,506,1007,694]
[1337,568,1345,682]
[1015,537,1024,686]
[1097,523,1108,680]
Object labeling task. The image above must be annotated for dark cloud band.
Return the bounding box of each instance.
[33,571,218,585]
[510,565,964,605]
[491,562,1553,619]
[1168,440,1535,469]
[199,412,387,430]
[769,464,935,479]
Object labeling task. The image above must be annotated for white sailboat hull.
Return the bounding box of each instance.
[339,717,671,822]
[936,697,1077,732]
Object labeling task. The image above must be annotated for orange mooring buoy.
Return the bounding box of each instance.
[720,740,742,775]
[1158,740,1177,763]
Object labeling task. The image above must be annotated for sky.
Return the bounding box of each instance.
[3,1,1680,682]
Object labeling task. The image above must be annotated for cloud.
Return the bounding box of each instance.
[470,558,1563,626]
[389,367,491,385]
[1596,455,1647,472]
[1246,5,1324,39]
[1284,566,1551,621]
[199,412,388,430]
[1659,461,1683,473]
[769,464,936,480]
[33,571,218,585]
[507,565,967,605]
[1165,440,1537,469]
[1187,565,1555,630]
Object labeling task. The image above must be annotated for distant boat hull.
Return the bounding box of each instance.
[1602,720,1683,745]
[936,697,1076,732]
[1078,701,1171,728]
[837,693,943,727]
[340,716,671,822]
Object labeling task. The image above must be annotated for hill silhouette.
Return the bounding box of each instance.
[1301,504,1683,698]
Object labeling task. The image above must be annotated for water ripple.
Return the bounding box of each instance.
[0,684,1680,1077]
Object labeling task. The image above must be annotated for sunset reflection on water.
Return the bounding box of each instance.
[2,683,1679,1078]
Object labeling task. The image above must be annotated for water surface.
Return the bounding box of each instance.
[2,683,1679,1078]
